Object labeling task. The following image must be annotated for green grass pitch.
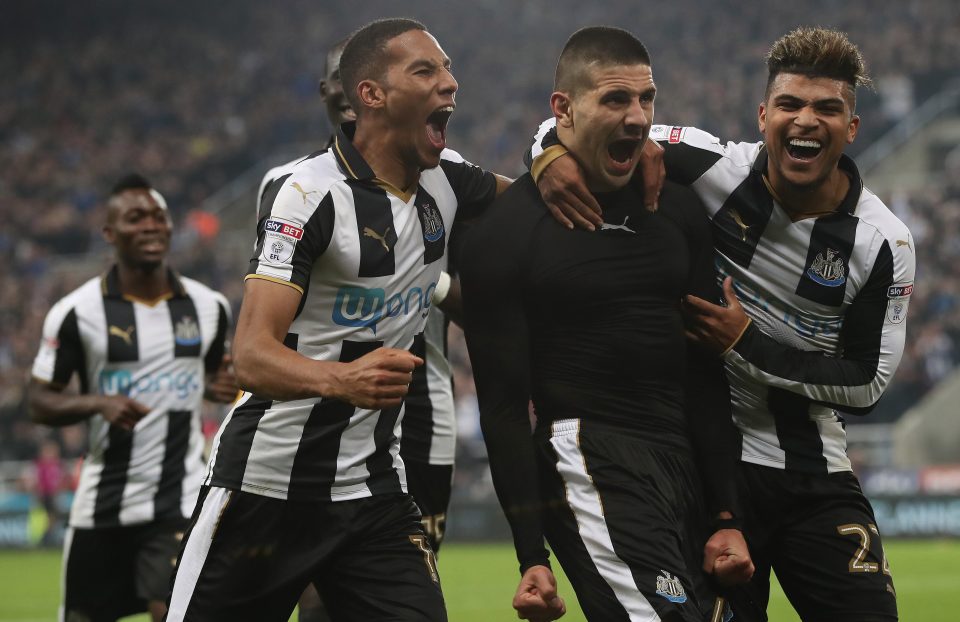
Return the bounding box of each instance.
[0,540,956,621]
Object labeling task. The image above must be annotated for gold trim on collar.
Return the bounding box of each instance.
[122,292,174,307]
[334,136,360,180]
[374,178,414,202]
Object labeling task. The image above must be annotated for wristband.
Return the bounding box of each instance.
[721,318,753,356]
[530,145,570,184]
[432,271,452,305]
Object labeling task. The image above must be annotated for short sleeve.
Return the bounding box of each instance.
[247,177,335,294]
[438,150,497,221]
[33,300,84,387]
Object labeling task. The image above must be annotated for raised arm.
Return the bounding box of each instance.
[525,117,665,225]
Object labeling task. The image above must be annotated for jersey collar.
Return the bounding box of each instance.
[752,146,863,216]
[101,265,188,300]
[332,121,376,182]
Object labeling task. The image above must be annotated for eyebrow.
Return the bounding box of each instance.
[775,94,845,107]
[600,85,657,98]
[407,57,452,71]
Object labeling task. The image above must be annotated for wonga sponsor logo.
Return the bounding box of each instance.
[332,283,435,335]
[98,369,200,400]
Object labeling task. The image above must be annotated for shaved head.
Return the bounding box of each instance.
[555,26,651,97]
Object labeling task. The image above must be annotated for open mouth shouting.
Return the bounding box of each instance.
[426,105,454,151]
[607,137,642,175]
[786,137,823,162]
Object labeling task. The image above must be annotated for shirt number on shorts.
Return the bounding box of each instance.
[836,523,890,575]
[409,534,439,584]
[420,513,447,548]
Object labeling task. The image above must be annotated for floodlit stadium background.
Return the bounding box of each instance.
[1,0,959,619]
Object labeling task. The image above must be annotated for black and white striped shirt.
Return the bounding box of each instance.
[530,120,916,475]
[31,267,230,528]
[205,124,494,501]
[257,150,457,469]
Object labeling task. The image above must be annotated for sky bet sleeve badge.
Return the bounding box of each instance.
[886,283,913,324]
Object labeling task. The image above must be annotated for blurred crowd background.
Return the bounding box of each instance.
[1,0,959,539]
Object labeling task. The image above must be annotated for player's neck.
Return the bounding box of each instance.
[764,167,850,222]
[353,124,420,194]
[115,261,172,302]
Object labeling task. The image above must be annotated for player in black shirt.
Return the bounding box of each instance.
[461,27,751,622]
[531,28,908,622]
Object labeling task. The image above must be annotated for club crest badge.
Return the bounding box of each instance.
[421,203,445,243]
[174,316,201,347]
[807,248,847,287]
[655,570,687,603]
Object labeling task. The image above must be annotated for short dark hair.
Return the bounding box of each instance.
[766,27,872,107]
[555,26,651,96]
[110,173,152,196]
[339,18,427,111]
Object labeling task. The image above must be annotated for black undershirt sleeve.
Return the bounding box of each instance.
[460,187,550,574]
[665,186,741,519]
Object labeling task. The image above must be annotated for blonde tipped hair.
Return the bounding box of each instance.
[766,27,872,106]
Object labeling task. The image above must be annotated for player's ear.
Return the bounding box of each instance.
[319,79,328,101]
[758,101,767,134]
[847,114,860,144]
[357,79,385,110]
[551,92,574,128]
[102,200,117,244]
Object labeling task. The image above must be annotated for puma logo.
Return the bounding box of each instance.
[109,325,135,345]
[290,182,318,205]
[599,215,636,234]
[896,239,912,251]
[729,209,751,242]
[363,226,392,252]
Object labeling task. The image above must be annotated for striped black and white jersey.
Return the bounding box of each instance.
[205,124,493,502]
[529,120,915,475]
[31,267,230,528]
[257,150,457,468]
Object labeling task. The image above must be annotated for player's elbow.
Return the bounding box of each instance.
[822,377,886,412]
[27,389,54,426]
[231,338,263,393]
